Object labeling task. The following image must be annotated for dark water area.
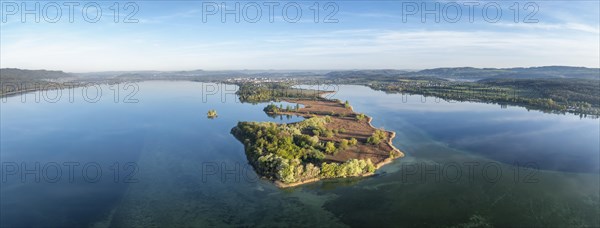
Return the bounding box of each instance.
[1,81,598,227]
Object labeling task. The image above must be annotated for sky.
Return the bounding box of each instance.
[1,0,599,72]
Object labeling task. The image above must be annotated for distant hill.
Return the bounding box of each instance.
[0,68,76,95]
[325,69,408,78]
[75,69,324,80]
[405,66,600,80]
[325,66,599,80]
[0,68,73,82]
[3,66,598,83]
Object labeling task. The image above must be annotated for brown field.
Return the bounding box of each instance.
[280,99,404,165]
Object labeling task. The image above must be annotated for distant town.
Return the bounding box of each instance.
[225,77,296,84]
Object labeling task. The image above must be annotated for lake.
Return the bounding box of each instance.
[1,81,598,227]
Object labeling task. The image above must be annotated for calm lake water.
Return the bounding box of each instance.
[1,81,598,227]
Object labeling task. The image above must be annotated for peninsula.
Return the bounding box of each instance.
[230,83,403,187]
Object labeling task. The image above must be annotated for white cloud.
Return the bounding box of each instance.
[493,22,599,34]
[1,27,599,71]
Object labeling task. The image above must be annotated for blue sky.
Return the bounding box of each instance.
[1,0,599,72]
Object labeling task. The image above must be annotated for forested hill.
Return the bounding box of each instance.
[0,68,74,82]
[0,68,77,96]
[325,66,599,80]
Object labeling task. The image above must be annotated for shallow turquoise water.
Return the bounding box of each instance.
[1,81,598,227]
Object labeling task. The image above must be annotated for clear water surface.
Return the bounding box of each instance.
[1,81,598,227]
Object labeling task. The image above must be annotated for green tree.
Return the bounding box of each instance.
[325,141,337,154]
[263,104,279,113]
[340,139,349,150]
[320,163,338,178]
[356,114,366,121]
[349,138,358,146]
[312,129,321,136]
[367,130,386,145]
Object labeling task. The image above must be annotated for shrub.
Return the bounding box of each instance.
[325,141,337,154]
[308,149,325,161]
[207,109,218,118]
[356,114,366,121]
[367,130,386,145]
[366,136,380,144]
[263,104,279,113]
[389,150,397,159]
[335,164,348,177]
[312,129,321,136]
[339,139,349,150]
[364,159,376,173]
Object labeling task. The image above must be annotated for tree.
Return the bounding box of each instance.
[312,129,321,136]
[303,163,320,179]
[389,150,397,158]
[349,138,358,146]
[364,159,376,173]
[345,159,363,176]
[335,164,348,177]
[320,163,338,178]
[356,114,366,121]
[367,136,380,144]
[367,130,386,145]
[276,159,296,183]
[340,139,349,150]
[263,104,279,113]
[207,109,218,118]
[325,141,337,154]
[308,149,325,161]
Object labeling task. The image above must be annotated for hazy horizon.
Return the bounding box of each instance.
[3,65,598,74]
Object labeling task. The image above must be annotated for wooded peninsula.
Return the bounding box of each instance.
[231,83,403,187]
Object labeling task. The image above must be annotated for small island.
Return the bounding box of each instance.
[231,83,403,188]
[207,109,218,118]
